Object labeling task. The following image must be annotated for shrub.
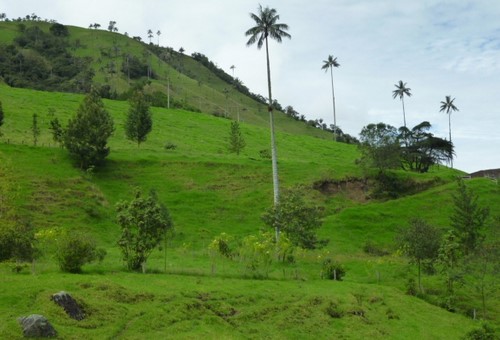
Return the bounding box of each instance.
[363,241,390,256]
[259,149,271,159]
[164,142,177,150]
[0,220,36,262]
[463,323,496,340]
[321,258,346,280]
[325,301,344,318]
[56,232,105,273]
[262,188,328,249]
[209,233,233,259]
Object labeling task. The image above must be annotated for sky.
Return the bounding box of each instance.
[1,0,499,173]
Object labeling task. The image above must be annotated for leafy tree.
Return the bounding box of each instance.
[262,188,327,249]
[108,21,117,32]
[439,95,458,168]
[399,121,454,172]
[121,54,148,79]
[0,100,4,137]
[228,121,246,155]
[116,189,173,272]
[465,239,499,319]
[246,5,291,242]
[125,91,152,147]
[437,230,463,294]
[31,113,40,146]
[64,87,114,169]
[358,123,401,172]
[397,218,441,293]
[451,179,489,255]
[49,23,69,37]
[49,118,64,147]
[321,55,340,136]
[392,80,412,128]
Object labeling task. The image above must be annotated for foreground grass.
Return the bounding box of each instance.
[0,265,480,339]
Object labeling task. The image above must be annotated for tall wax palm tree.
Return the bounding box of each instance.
[156,30,161,46]
[246,4,290,241]
[321,55,340,137]
[440,95,459,168]
[392,80,412,128]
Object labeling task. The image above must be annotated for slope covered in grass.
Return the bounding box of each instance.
[0,36,498,339]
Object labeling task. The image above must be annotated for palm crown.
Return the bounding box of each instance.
[392,80,412,100]
[439,96,459,114]
[321,55,340,71]
[245,5,291,49]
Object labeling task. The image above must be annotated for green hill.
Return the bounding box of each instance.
[0,20,331,139]
[0,19,498,339]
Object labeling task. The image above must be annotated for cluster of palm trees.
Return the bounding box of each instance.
[392,81,459,167]
[245,5,460,242]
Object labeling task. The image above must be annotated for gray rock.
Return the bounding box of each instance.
[18,314,57,338]
[51,291,85,320]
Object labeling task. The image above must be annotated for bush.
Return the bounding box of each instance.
[0,220,36,262]
[259,149,271,159]
[56,232,105,273]
[363,241,390,256]
[209,233,233,259]
[164,142,177,150]
[321,258,346,280]
[325,301,344,318]
[463,323,496,340]
[262,188,328,249]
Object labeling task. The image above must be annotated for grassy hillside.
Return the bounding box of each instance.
[0,17,499,338]
[1,83,498,338]
[0,20,331,139]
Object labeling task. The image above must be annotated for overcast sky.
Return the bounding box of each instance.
[2,0,499,173]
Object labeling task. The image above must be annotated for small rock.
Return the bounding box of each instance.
[51,291,85,320]
[18,314,57,338]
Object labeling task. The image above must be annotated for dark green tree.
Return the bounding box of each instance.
[246,5,291,242]
[125,91,152,147]
[49,118,64,147]
[228,121,246,155]
[262,188,327,249]
[437,230,463,294]
[358,122,401,172]
[397,218,441,293]
[31,113,40,146]
[64,88,114,169]
[451,179,489,255]
[116,189,173,272]
[49,23,69,37]
[399,121,454,173]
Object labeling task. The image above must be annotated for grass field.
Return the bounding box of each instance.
[0,22,499,338]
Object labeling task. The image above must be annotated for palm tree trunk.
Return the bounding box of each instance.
[265,36,280,242]
[329,67,337,141]
[448,113,453,168]
[401,97,407,128]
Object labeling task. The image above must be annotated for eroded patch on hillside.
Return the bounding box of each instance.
[313,177,369,203]
[25,177,109,227]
